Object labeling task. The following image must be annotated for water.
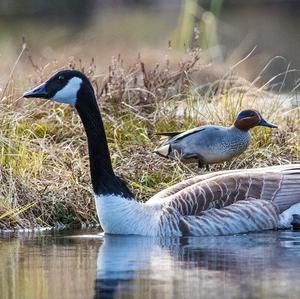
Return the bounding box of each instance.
[1,230,300,299]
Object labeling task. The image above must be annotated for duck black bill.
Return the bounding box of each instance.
[259,118,278,128]
[23,83,48,99]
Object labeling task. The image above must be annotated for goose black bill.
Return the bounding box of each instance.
[23,82,48,98]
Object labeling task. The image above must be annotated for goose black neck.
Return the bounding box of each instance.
[75,87,134,198]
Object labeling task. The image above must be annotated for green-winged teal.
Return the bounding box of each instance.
[155,109,278,170]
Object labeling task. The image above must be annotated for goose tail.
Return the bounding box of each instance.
[273,166,300,212]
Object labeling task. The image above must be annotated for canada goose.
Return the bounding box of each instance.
[155,109,278,170]
[23,70,300,236]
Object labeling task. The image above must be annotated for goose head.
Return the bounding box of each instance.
[23,70,135,199]
[234,109,278,131]
[23,70,95,107]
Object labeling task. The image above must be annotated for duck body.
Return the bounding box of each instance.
[156,125,251,165]
[23,70,300,237]
[155,109,277,168]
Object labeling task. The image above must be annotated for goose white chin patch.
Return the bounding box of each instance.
[52,77,82,105]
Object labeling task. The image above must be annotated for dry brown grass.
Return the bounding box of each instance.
[0,45,299,229]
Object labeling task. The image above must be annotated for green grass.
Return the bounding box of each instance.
[0,48,299,229]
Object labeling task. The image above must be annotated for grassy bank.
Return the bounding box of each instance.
[0,48,299,229]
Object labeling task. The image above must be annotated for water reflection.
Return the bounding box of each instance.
[95,232,300,299]
[1,230,300,299]
[0,229,101,299]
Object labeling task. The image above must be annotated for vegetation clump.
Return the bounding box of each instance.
[0,48,298,229]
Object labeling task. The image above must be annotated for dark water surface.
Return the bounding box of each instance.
[1,230,300,299]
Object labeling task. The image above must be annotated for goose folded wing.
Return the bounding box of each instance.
[148,169,245,204]
[177,199,280,236]
[161,165,300,216]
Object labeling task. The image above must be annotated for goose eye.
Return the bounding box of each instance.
[58,75,64,82]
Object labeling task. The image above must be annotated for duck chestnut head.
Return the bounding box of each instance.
[23,70,95,108]
[234,109,278,131]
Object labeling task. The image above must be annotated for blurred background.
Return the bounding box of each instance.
[0,0,300,91]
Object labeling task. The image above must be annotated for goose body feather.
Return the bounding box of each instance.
[97,164,300,236]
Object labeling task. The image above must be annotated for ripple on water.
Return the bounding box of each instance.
[1,229,300,299]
